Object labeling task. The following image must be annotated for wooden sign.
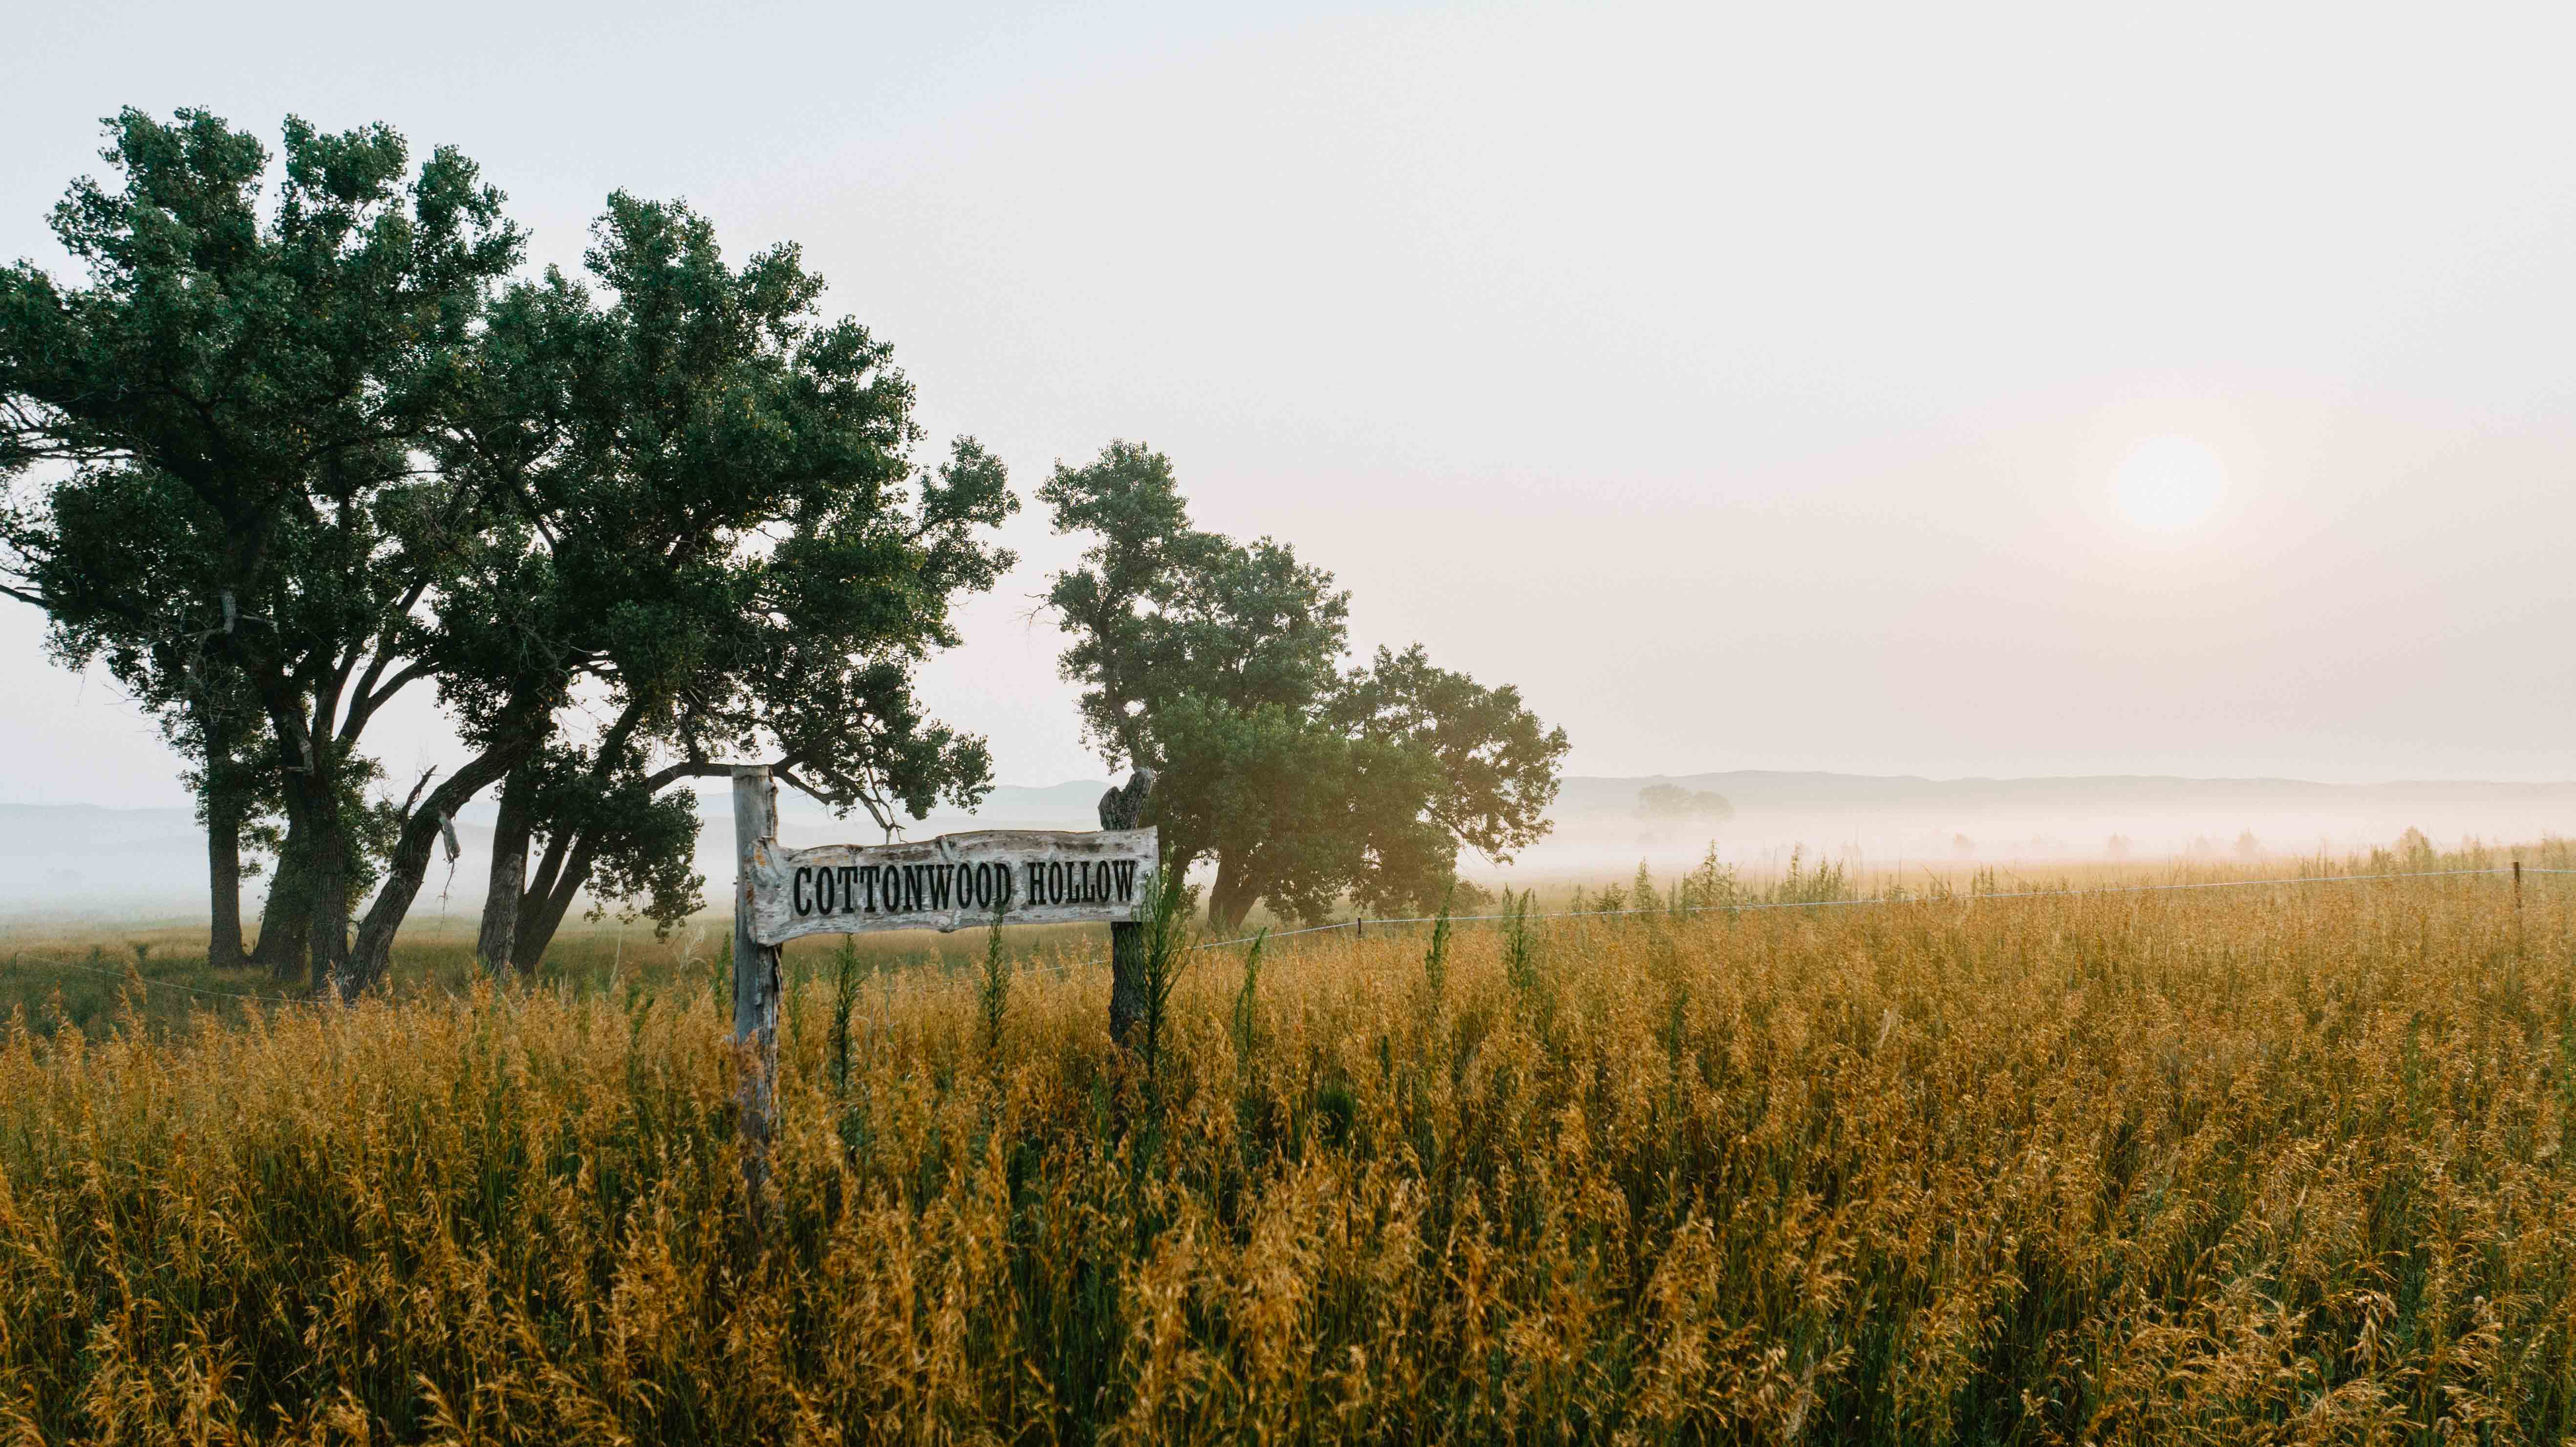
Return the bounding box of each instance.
[745,826,1159,945]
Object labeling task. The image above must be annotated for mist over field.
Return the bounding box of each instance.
[10,771,2570,927]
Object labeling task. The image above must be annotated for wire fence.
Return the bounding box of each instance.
[12,862,2569,1002]
[1020,862,2573,979]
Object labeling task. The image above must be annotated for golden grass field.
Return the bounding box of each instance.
[4,844,2576,1443]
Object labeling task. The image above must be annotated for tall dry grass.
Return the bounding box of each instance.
[4,855,2576,1442]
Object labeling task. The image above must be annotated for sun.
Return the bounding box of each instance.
[2111,436,2228,532]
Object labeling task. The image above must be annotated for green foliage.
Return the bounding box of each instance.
[1231,929,1267,1061]
[1042,443,1567,929]
[1501,887,1540,997]
[1424,884,1454,1000]
[1678,841,1739,911]
[1,107,525,990]
[455,194,1015,972]
[515,745,703,937]
[1148,692,1450,927]
[1773,845,1853,905]
[978,904,1011,1063]
[1134,866,1196,1099]
[1038,443,1339,764]
[2,111,1017,991]
[829,936,862,1098]
[1631,861,1661,913]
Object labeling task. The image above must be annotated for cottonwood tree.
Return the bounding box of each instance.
[0,109,521,988]
[5,112,1014,994]
[1044,441,1566,931]
[402,194,1017,984]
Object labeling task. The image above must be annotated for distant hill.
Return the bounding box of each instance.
[0,802,201,853]
[1553,771,2576,814]
[0,804,214,914]
[1540,770,2576,873]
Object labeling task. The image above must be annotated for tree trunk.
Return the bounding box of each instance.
[275,766,352,996]
[249,830,312,980]
[511,830,602,974]
[343,743,525,994]
[1207,851,1257,934]
[205,782,247,969]
[1100,770,1155,1044]
[307,837,351,997]
[474,772,533,977]
[190,686,251,968]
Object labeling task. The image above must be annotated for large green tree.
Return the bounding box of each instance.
[4,112,1016,993]
[1044,442,1567,930]
[444,195,1015,975]
[0,109,521,989]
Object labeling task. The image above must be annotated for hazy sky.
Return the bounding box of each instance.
[5,1,2573,808]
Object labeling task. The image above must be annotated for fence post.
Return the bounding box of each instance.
[2515,859,2526,957]
[1100,769,1156,1044]
[732,767,782,1233]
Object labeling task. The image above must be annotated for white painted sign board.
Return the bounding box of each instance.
[745,827,1158,946]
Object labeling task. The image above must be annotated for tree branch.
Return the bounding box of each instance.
[337,660,431,748]
[344,576,430,712]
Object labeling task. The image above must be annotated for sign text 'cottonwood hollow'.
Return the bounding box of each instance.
[745,827,1158,945]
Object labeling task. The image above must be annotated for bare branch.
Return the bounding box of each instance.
[400,766,441,821]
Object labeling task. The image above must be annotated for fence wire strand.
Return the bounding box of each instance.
[1020,862,2560,979]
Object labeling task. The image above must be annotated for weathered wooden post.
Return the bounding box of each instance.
[1099,769,1156,1044]
[732,766,783,1227]
[2515,858,2526,957]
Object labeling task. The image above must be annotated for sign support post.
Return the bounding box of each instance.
[732,766,782,1230]
[1098,770,1155,1044]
